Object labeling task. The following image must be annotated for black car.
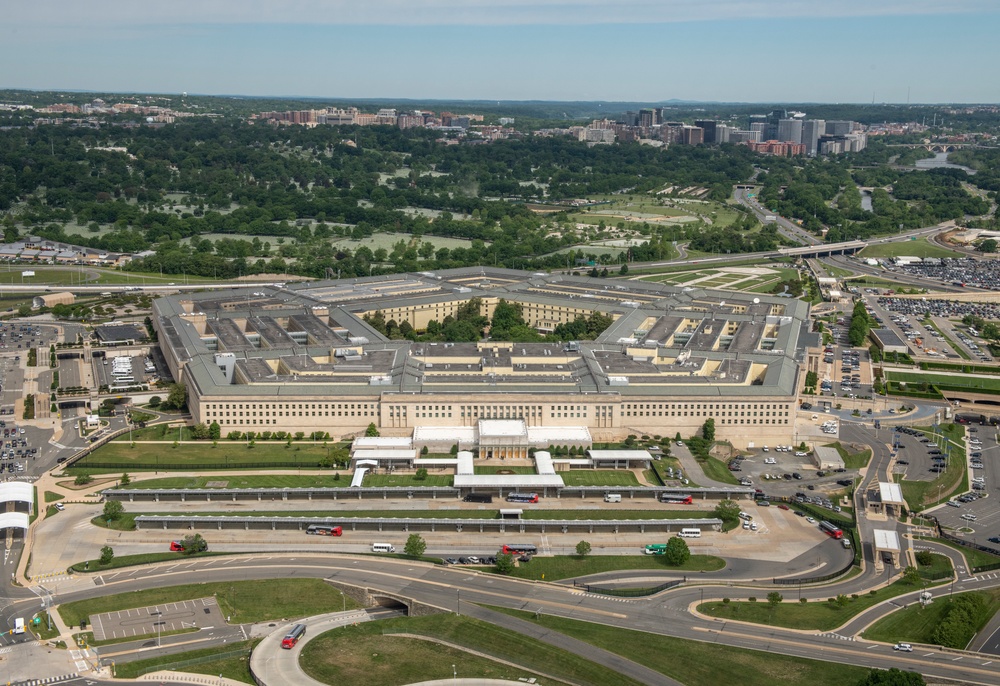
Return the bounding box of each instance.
[989,537,1000,544]
[837,479,853,487]
[792,472,802,480]
[896,460,908,465]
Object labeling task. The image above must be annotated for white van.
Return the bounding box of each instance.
[604,493,622,503]
[13,618,24,634]
[371,543,395,553]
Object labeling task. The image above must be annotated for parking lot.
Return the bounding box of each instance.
[93,353,155,389]
[90,597,225,641]
[930,422,998,536]
[890,256,1000,292]
[727,443,853,513]
[875,296,998,363]
[891,425,956,484]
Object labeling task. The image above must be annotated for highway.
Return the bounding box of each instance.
[732,186,822,246]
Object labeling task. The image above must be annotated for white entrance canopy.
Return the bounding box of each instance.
[0,482,33,510]
[0,512,29,531]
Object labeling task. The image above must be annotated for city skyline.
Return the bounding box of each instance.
[4,2,1000,103]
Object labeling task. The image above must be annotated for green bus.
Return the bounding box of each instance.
[644,544,667,555]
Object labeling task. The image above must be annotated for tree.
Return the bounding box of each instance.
[99,546,114,565]
[404,533,426,558]
[619,263,629,275]
[767,591,783,608]
[365,423,379,437]
[663,536,691,566]
[902,565,921,585]
[148,396,161,408]
[180,533,208,554]
[713,499,740,526]
[575,540,592,557]
[702,418,716,442]
[915,550,933,566]
[103,500,125,521]
[979,238,998,253]
[162,383,187,411]
[190,422,210,440]
[209,421,221,440]
[414,468,428,481]
[495,552,515,575]
[856,668,926,686]
[120,472,131,486]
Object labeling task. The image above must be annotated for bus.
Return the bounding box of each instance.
[660,494,693,504]
[112,375,135,384]
[281,623,306,649]
[819,521,843,539]
[644,544,668,555]
[506,493,539,504]
[306,525,342,536]
[501,543,537,556]
[678,528,701,538]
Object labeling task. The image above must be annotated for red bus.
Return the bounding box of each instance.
[506,493,539,503]
[306,525,342,536]
[501,543,538,556]
[660,494,693,504]
[819,521,843,539]
[281,623,306,649]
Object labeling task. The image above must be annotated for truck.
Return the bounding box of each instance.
[764,215,777,222]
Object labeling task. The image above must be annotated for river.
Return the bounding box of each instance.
[913,152,976,174]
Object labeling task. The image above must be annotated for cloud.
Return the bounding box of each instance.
[9,0,997,27]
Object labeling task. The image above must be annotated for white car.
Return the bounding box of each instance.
[806,517,816,524]
[795,451,808,457]
[894,643,913,652]
[764,458,776,464]
[961,514,978,521]
[54,502,65,511]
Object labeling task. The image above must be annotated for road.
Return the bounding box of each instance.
[6,551,996,686]
[732,186,821,246]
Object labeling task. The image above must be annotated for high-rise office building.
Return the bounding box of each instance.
[826,120,855,136]
[802,119,825,156]
[695,120,718,144]
[777,119,803,144]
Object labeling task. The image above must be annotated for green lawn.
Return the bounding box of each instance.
[698,577,943,631]
[698,457,739,485]
[494,553,725,581]
[363,474,454,487]
[917,537,1000,570]
[302,613,635,686]
[73,440,341,470]
[560,470,641,487]
[43,491,64,503]
[863,589,1000,645]
[859,237,964,260]
[112,641,258,682]
[887,370,1000,393]
[495,608,870,686]
[474,466,537,475]
[123,474,356,489]
[58,579,358,628]
[917,552,954,580]
[826,442,872,470]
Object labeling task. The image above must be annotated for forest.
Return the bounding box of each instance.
[1,108,996,280]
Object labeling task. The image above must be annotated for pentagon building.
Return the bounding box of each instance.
[153,268,806,449]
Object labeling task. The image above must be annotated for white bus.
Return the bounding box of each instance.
[678,528,701,538]
[371,542,395,553]
[112,376,135,384]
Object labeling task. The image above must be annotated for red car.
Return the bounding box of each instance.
[169,541,184,551]
[777,504,790,511]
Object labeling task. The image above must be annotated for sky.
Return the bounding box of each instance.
[4,1,1000,103]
